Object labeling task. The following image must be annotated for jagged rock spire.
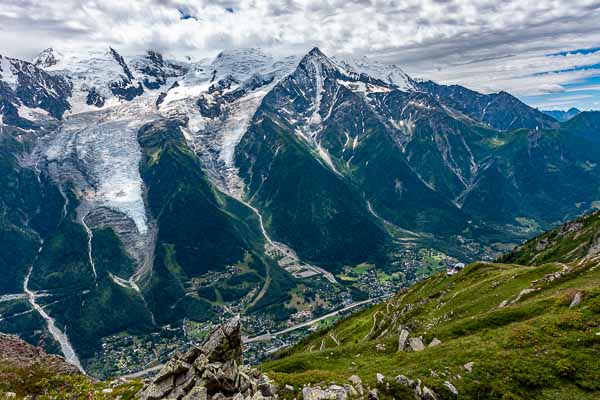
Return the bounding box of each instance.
[136,316,278,400]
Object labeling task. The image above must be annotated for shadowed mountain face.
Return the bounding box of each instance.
[416,80,559,131]
[1,46,600,377]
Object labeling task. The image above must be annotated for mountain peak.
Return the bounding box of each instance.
[307,46,325,56]
[108,46,134,79]
[303,46,331,62]
[298,46,340,74]
[33,47,61,68]
[146,50,164,64]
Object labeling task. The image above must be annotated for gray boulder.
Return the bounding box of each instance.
[367,389,379,400]
[394,375,410,386]
[463,362,475,373]
[421,386,437,400]
[408,337,425,352]
[347,375,362,386]
[398,329,410,351]
[570,292,583,308]
[443,381,458,396]
[347,375,364,395]
[302,385,347,400]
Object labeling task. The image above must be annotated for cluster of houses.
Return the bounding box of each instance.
[446,262,466,276]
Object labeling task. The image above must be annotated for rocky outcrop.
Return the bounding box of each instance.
[86,87,105,107]
[136,316,277,400]
[397,329,427,352]
[0,333,80,376]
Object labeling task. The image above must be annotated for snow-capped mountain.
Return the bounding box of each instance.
[1,45,600,377]
[0,52,71,127]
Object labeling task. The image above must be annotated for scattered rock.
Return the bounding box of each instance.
[302,385,347,400]
[3,393,16,399]
[414,383,422,398]
[367,388,379,400]
[443,381,458,396]
[394,375,413,387]
[463,362,475,373]
[376,373,385,384]
[570,292,583,308]
[285,384,295,392]
[348,375,362,386]
[347,375,364,395]
[408,337,425,352]
[512,288,538,304]
[428,338,442,347]
[531,264,571,285]
[375,343,386,352]
[343,384,358,397]
[421,386,437,400]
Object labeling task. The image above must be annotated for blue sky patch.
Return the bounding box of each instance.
[549,47,600,57]
[521,75,600,110]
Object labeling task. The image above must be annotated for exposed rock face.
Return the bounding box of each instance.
[86,87,105,107]
[136,316,277,400]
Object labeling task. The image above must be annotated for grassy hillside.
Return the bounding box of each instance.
[262,213,600,399]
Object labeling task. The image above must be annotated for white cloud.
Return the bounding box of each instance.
[0,0,599,106]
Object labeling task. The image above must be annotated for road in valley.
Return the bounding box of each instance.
[122,296,384,378]
[243,297,380,343]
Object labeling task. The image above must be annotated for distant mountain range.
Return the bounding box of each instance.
[542,107,582,122]
[1,46,600,376]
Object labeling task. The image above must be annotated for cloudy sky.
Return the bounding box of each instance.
[1,0,600,110]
